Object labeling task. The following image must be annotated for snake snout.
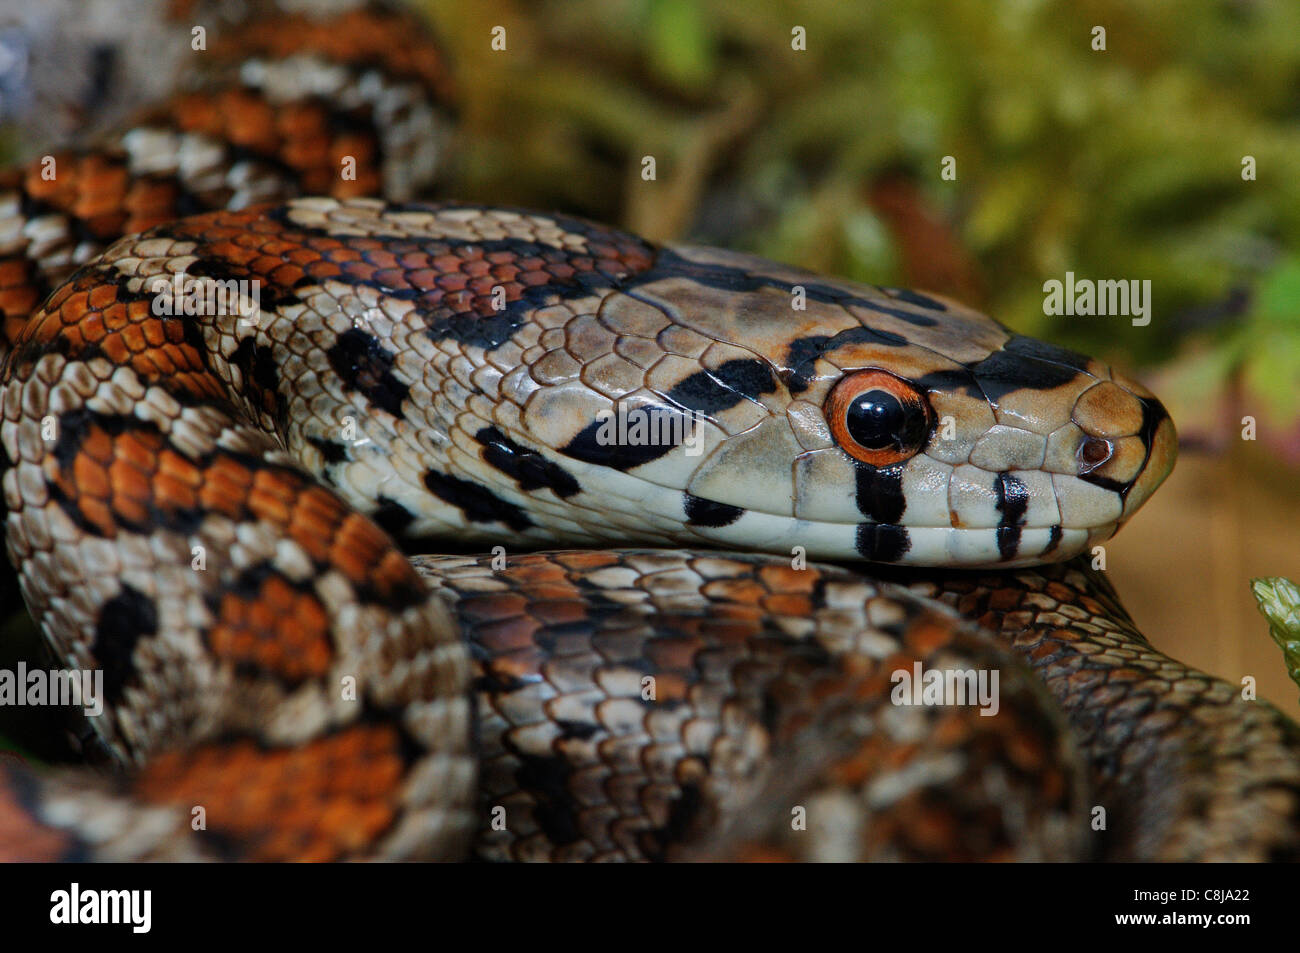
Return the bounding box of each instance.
[1071,372,1177,524]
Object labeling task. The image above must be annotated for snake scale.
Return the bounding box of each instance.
[0,1,1297,863]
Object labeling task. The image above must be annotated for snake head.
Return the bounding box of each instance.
[509,242,1177,568]
[236,201,1174,569]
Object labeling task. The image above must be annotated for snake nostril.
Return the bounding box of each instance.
[1079,437,1112,470]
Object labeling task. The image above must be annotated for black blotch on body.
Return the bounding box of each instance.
[683,493,744,528]
[371,496,417,536]
[511,752,581,848]
[325,328,410,419]
[476,426,581,498]
[855,523,910,562]
[93,583,157,706]
[230,338,287,423]
[422,468,533,531]
[854,462,906,524]
[665,359,777,414]
[306,435,349,465]
[994,472,1030,561]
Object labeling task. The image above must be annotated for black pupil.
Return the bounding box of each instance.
[846,389,906,450]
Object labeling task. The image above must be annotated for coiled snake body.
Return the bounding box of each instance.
[0,2,1298,863]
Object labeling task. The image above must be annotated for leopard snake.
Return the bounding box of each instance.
[0,0,1298,863]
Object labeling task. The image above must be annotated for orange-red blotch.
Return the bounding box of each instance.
[134,725,405,861]
[207,573,333,683]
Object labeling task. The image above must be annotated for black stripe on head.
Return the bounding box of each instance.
[475,426,581,498]
[559,406,693,471]
[884,288,949,311]
[325,328,410,420]
[994,472,1030,562]
[93,583,157,707]
[665,359,777,414]
[684,493,744,527]
[854,462,906,524]
[911,367,983,402]
[913,335,1092,405]
[1002,334,1095,374]
[783,326,910,394]
[965,346,1082,403]
[856,523,910,562]
[644,248,939,327]
[423,468,532,531]
[1044,523,1063,556]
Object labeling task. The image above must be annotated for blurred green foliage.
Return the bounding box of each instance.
[423,0,1300,413]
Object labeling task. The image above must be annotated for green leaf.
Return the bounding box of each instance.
[1250,577,1300,700]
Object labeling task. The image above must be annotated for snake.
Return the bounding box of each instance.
[0,1,1298,863]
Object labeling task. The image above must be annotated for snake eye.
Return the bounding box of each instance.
[825,369,933,467]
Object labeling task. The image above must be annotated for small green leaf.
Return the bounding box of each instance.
[1250,577,1300,700]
